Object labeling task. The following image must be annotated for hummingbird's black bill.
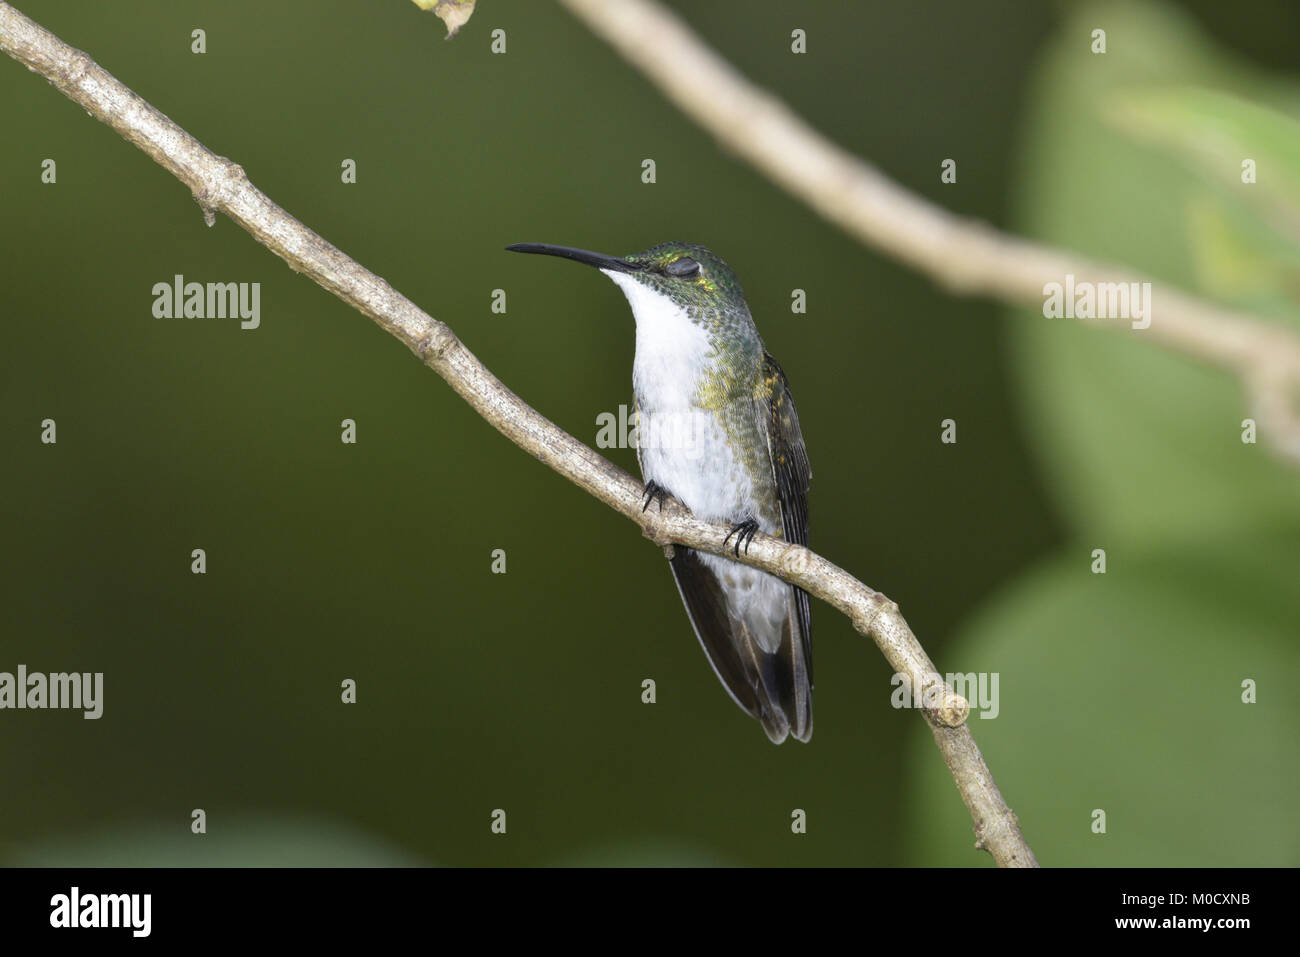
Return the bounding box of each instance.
[505,243,642,273]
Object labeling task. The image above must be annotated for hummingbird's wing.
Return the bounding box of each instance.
[668,546,811,743]
[755,353,814,736]
[760,353,812,624]
[667,548,768,724]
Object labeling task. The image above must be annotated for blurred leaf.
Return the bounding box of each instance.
[1006,0,1300,544]
[1185,198,1300,308]
[1112,88,1300,236]
[902,534,1299,866]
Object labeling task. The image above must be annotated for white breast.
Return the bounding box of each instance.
[602,270,761,525]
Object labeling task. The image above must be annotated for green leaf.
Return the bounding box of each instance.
[1108,87,1300,246]
[1006,0,1300,544]
[902,535,1299,866]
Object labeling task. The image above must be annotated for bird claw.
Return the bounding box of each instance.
[642,480,672,513]
[723,519,760,556]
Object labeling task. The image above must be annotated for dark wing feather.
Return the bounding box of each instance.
[667,549,797,743]
[668,549,762,719]
[758,353,814,736]
[762,357,812,542]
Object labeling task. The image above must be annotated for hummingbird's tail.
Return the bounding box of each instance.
[669,548,813,744]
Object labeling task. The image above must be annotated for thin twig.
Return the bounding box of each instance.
[557,0,1300,467]
[0,1,1036,866]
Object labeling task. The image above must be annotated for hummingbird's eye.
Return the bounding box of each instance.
[665,257,701,278]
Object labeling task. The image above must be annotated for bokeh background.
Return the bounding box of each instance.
[1,0,1296,866]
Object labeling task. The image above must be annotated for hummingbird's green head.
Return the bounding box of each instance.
[618,241,746,311]
[507,240,764,401]
[505,241,747,315]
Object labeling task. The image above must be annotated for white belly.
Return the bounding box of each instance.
[636,408,754,520]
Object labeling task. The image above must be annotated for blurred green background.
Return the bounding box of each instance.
[1,0,1296,866]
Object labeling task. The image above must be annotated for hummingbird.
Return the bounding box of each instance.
[506,241,813,744]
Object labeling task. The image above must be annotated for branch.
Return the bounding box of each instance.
[0,1,1036,867]
[557,0,1300,468]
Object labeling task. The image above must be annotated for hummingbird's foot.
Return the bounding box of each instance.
[723,518,760,557]
[642,480,674,513]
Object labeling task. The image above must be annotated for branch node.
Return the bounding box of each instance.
[935,690,970,727]
[778,543,814,580]
[192,187,218,227]
[193,157,248,226]
[912,672,969,727]
[852,594,890,636]
[60,50,90,86]
[417,329,455,361]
